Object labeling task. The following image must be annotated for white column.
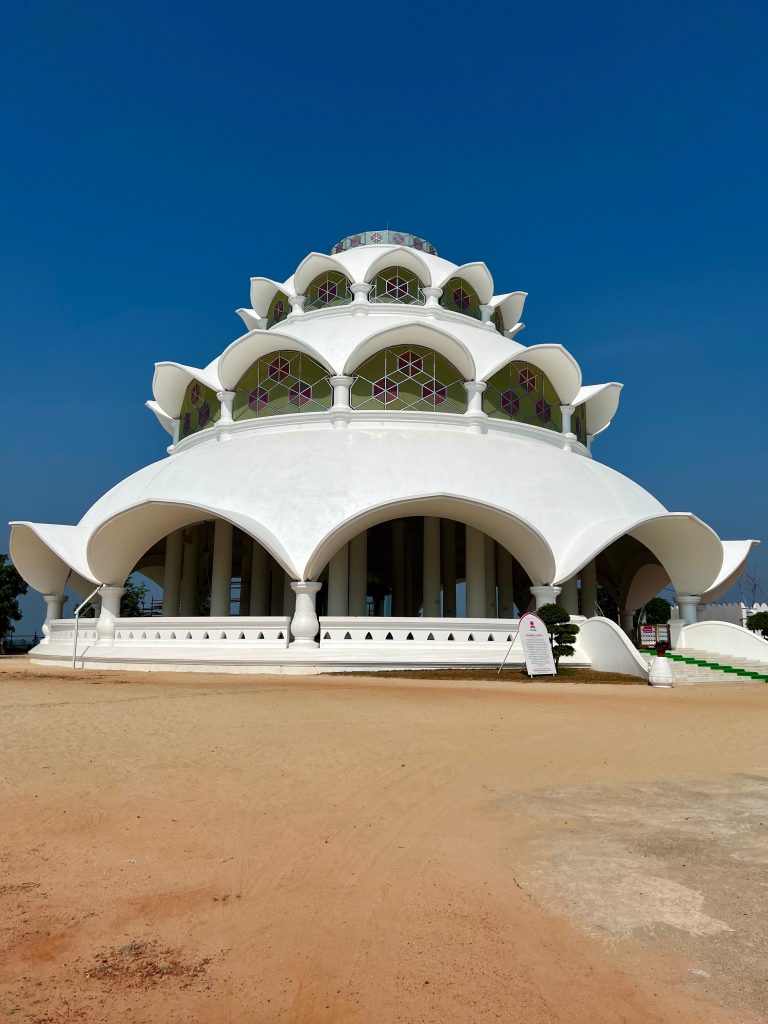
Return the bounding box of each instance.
[330,375,354,411]
[484,535,497,617]
[217,390,236,425]
[349,531,367,615]
[392,520,406,617]
[676,593,701,625]
[350,282,371,304]
[423,517,441,617]
[581,559,598,618]
[465,526,486,618]
[442,520,457,617]
[328,544,349,616]
[171,419,180,445]
[162,529,184,616]
[530,585,562,610]
[560,576,579,615]
[479,304,493,323]
[96,585,126,643]
[421,286,443,308]
[210,520,233,616]
[560,404,576,452]
[621,610,636,635]
[497,547,515,619]
[250,542,270,616]
[463,381,487,434]
[179,528,200,616]
[288,294,306,315]
[290,581,322,647]
[42,593,67,637]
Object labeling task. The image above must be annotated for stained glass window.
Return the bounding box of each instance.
[441,277,481,320]
[233,350,332,419]
[267,291,290,328]
[484,361,563,433]
[304,271,352,311]
[351,346,467,413]
[492,307,505,333]
[573,403,587,445]
[178,380,221,439]
[370,267,424,305]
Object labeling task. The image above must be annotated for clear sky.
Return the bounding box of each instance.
[2,0,766,630]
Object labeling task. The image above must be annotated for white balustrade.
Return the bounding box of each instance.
[318,617,521,645]
[47,617,291,648]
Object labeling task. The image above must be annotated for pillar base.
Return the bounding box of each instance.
[530,585,562,610]
[290,581,322,648]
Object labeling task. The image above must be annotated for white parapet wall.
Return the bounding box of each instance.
[576,617,650,680]
[679,620,768,664]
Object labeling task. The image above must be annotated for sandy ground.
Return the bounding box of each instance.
[1,660,766,1024]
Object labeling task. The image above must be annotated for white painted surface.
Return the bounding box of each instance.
[679,621,768,664]
[577,617,650,680]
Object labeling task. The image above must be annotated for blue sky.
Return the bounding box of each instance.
[2,0,766,629]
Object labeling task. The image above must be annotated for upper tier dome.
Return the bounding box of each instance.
[330,230,438,255]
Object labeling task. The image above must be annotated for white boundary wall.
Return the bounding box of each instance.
[679,621,768,664]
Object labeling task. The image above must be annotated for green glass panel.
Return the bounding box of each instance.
[267,291,290,328]
[370,267,424,305]
[233,349,332,420]
[441,277,481,320]
[178,379,222,440]
[483,360,563,433]
[304,271,352,311]
[350,345,467,413]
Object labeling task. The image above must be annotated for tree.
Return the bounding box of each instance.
[0,554,28,649]
[120,576,150,617]
[537,603,580,669]
[746,612,768,639]
[642,597,672,626]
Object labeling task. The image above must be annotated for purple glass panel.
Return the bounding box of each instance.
[386,275,408,299]
[373,376,398,405]
[248,386,269,412]
[536,399,551,422]
[422,380,447,405]
[519,367,537,392]
[198,402,210,426]
[268,356,290,382]
[273,299,285,321]
[288,380,312,407]
[453,287,470,309]
[392,233,405,244]
[397,350,423,376]
[182,412,191,435]
[501,390,520,415]
[190,382,201,406]
[318,280,338,303]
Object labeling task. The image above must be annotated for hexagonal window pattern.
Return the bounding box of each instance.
[268,356,290,382]
[422,380,447,405]
[441,277,481,319]
[501,390,520,415]
[350,346,467,414]
[373,377,398,405]
[397,350,423,377]
[233,350,332,420]
[483,361,562,433]
[267,292,290,328]
[248,386,269,412]
[198,402,211,427]
[190,382,201,406]
[288,380,313,407]
[179,379,221,439]
[452,287,470,309]
[370,266,424,305]
[305,271,352,311]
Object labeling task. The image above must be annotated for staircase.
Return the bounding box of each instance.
[647,649,768,684]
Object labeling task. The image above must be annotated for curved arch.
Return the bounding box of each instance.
[86,500,298,586]
[573,382,623,436]
[303,270,352,312]
[437,262,494,304]
[363,246,433,287]
[232,349,332,420]
[490,292,528,330]
[218,329,336,391]
[343,321,476,380]
[483,344,581,404]
[556,512,724,595]
[293,253,347,296]
[249,277,288,318]
[152,362,223,419]
[484,359,564,432]
[10,522,98,593]
[701,539,759,603]
[305,495,556,587]
[349,345,467,414]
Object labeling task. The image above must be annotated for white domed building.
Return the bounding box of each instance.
[11,230,757,674]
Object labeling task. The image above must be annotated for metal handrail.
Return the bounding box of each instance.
[72,585,103,669]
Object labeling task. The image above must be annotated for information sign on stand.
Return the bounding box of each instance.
[519,612,556,677]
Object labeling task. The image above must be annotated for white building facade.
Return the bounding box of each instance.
[10,231,758,673]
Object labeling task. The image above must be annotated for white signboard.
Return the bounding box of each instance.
[519,612,556,677]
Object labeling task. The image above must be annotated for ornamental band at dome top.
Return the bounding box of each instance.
[9,231,759,674]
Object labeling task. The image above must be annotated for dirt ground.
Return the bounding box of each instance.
[0,659,766,1024]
